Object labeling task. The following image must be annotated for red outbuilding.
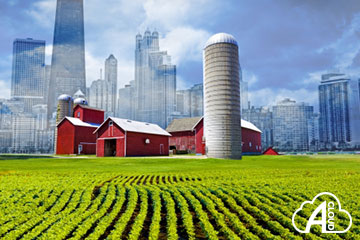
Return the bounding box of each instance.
[263,147,279,155]
[56,117,100,155]
[94,117,171,157]
[166,117,205,154]
[56,104,104,155]
[73,104,104,124]
[167,117,262,155]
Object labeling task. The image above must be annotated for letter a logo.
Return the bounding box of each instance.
[292,192,352,233]
[305,201,327,233]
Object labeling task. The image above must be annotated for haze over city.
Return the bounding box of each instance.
[1,0,360,108]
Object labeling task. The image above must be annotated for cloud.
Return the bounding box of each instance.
[292,192,352,233]
[26,0,56,29]
[141,0,215,30]
[41,43,52,65]
[248,88,318,109]
[85,51,103,85]
[161,27,210,65]
[318,13,360,70]
[0,79,11,99]
[242,70,258,87]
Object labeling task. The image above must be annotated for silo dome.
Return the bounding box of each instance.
[58,94,72,101]
[203,32,242,159]
[204,33,238,49]
[74,97,88,105]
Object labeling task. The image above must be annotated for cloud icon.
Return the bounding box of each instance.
[292,192,352,233]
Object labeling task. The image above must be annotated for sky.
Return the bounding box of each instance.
[1,0,360,109]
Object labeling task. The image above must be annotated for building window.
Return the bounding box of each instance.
[77,112,80,118]
[249,142,252,147]
[109,120,113,126]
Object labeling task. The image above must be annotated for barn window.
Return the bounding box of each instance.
[249,142,252,147]
[256,145,258,150]
[77,112,80,118]
[145,139,150,144]
[109,120,113,126]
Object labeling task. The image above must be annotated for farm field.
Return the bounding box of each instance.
[0,154,359,239]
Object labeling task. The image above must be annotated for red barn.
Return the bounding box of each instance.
[56,117,100,155]
[73,104,104,124]
[94,117,171,157]
[167,117,262,155]
[166,117,205,154]
[56,104,104,155]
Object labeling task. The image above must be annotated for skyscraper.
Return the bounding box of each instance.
[48,0,86,119]
[118,81,135,119]
[175,83,204,118]
[243,106,273,150]
[240,80,248,113]
[273,98,313,152]
[11,38,46,112]
[319,73,360,149]
[134,30,176,128]
[89,78,108,112]
[105,54,118,115]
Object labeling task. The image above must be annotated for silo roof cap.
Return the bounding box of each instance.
[74,97,88,105]
[58,94,72,101]
[204,33,238,49]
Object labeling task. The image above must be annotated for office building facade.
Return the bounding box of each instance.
[134,30,176,129]
[105,54,118,116]
[319,73,360,149]
[11,38,46,112]
[48,0,86,118]
[273,98,313,152]
[243,106,273,150]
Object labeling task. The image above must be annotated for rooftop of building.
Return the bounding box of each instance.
[166,117,202,132]
[166,116,262,133]
[57,117,100,128]
[94,117,171,136]
[73,104,104,112]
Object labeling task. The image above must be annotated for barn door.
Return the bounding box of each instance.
[160,144,164,155]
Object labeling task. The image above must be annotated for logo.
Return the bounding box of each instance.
[292,192,352,233]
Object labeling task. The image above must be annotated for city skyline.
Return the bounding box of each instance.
[1,0,360,109]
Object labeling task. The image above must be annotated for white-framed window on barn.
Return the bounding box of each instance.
[109,120,113,126]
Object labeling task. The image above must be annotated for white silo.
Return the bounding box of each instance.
[54,94,73,154]
[56,94,74,123]
[203,33,242,159]
[73,97,88,106]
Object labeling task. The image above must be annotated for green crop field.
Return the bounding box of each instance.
[0,154,359,239]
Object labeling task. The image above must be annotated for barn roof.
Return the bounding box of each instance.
[166,117,262,133]
[73,104,104,112]
[94,117,171,136]
[166,117,202,132]
[57,117,100,128]
[241,119,261,133]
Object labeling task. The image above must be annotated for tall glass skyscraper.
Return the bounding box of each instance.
[319,73,360,149]
[11,38,46,112]
[273,98,313,152]
[48,0,86,119]
[105,54,118,115]
[134,30,176,128]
